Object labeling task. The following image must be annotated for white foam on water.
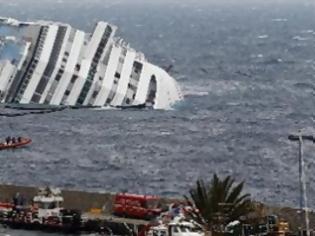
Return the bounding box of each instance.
[301,29,314,34]
[183,90,209,96]
[257,34,269,39]
[182,85,209,96]
[182,80,249,97]
[92,106,117,111]
[292,35,309,41]
[272,18,288,22]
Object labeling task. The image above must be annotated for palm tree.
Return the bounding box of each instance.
[185,174,253,234]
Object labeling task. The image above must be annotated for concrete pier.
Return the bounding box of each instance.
[0,183,314,233]
[0,184,114,212]
[0,184,149,234]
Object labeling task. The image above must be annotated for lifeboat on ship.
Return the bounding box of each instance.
[0,137,32,150]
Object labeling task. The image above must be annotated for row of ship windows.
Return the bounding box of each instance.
[107,59,142,105]
[42,46,70,104]
[60,51,70,67]
[17,63,143,106]
[17,32,143,105]
[16,52,43,98]
[38,58,72,101]
[60,75,76,104]
[103,46,128,105]
[121,61,143,105]
[12,27,89,103]
[76,28,113,104]
[36,28,49,55]
[89,77,138,104]
[20,64,140,106]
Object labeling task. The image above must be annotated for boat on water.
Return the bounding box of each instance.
[0,17,183,110]
[0,137,31,150]
[0,187,83,233]
[0,187,144,234]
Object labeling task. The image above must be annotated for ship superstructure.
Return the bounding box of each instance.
[0,17,183,109]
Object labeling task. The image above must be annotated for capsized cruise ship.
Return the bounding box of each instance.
[0,17,183,109]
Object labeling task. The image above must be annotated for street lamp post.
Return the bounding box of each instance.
[288,134,313,236]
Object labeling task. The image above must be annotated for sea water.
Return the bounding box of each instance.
[0,0,315,235]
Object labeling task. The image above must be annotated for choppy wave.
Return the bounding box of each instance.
[1,4,315,232]
[182,87,209,97]
[257,34,269,39]
[301,29,314,34]
[0,107,66,117]
[292,35,309,41]
[271,18,288,22]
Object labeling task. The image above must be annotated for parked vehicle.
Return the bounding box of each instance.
[113,193,162,220]
[139,217,203,236]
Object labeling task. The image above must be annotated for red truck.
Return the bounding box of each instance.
[113,193,162,220]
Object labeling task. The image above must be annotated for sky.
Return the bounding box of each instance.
[0,0,312,4]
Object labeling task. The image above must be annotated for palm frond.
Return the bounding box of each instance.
[185,174,253,231]
[226,181,245,203]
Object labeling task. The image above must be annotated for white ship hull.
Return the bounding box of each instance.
[0,17,183,109]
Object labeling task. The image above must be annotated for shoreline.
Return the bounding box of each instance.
[0,184,313,232]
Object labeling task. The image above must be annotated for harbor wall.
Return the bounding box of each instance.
[0,184,314,231]
[0,184,114,213]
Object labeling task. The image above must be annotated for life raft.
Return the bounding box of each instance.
[0,138,32,150]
